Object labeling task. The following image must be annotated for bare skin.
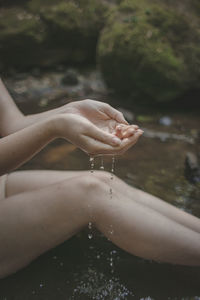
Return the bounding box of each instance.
[0,78,200,279]
[0,170,200,280]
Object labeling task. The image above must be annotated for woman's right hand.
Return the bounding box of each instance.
[52,114,143,155]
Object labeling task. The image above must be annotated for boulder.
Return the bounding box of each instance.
[97,0,200,103]
[0,7,46,70]
[61,69,79,86]
[0,0,108,71]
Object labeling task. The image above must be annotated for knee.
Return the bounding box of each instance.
[92,170,118,184]
[79,173,108,192]
[58,173,108,195]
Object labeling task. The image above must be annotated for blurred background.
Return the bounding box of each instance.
[0,1,200,299]
[0,0,200,106]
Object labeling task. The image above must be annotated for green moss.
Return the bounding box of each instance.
[97,0,200,103]
[27,0,108,65]
[0,0,109,70]
[0,8,44,41]
[0,7,47,69]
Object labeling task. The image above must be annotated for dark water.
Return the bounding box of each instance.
[0,101,200,299]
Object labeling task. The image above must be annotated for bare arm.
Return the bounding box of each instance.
[0,79,128,136]
[0,78,142,174]
[0,79,25,136]
[0,78,65,136]
[0,118,55,176]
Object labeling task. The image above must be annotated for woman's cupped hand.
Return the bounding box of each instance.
[52,99,143,155]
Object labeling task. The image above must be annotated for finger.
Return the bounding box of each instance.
[89,129,143,155]
[85,124,122,147]
[116,124,138,132]
[81,135,119,155]
[122,127,136,138]
[116,124,138,138]
[120,129,144,151]
[115,126,124,139]
[103,104,129,125]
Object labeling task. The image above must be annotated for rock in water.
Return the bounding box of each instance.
[159,116,172,126]
[61,70,79,86]
[185,152,200,184]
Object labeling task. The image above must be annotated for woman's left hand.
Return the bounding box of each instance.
[63,99,128,135]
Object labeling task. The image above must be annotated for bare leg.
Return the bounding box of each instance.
[0,172,200,279]
[7,170,200,234]
[0,174,95,278]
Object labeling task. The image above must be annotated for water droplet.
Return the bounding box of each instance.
[109,156,115,198]
[88,233,93,239]
[109,187,113,199]
[100,156,104,170]
[88,221,92,229]
[89,156,95,173]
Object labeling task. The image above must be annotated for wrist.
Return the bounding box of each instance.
[48,114,70,139]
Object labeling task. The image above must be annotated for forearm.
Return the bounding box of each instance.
[23,106,67,129]
[0,79,25,136]
[0,78,68,136]
[0,118,56,176]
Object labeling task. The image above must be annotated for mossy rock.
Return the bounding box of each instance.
[0,7,46,70]
[97,0,200,103]
[27,0,108,65]
[0,0,108,70]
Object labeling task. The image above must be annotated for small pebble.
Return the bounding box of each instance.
[159,116,172,126]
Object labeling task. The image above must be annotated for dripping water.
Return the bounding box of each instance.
[88,221,93,239]
[99,156,104,170]
[88,156,95,239]
[109,156,115,199]
[89,156,95,173]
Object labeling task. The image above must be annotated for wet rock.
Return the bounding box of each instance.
[185,152,200,184]
[143,128,195,144]
[31,68,41,77]
[43,144,76,164]
[159,116,172,126]
[4,69,108,106]
[61,70,79,86]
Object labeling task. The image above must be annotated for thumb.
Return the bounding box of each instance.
[103,104,129,125]
[85,124,122,147]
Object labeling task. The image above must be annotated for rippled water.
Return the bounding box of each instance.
[0,102,199,299]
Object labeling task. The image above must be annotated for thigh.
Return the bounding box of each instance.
[6,170,89,197]
[0,174,92,278]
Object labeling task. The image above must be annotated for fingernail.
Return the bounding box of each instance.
[112,137,121,145]
[137,129,144,134]
[116,125,122,130]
